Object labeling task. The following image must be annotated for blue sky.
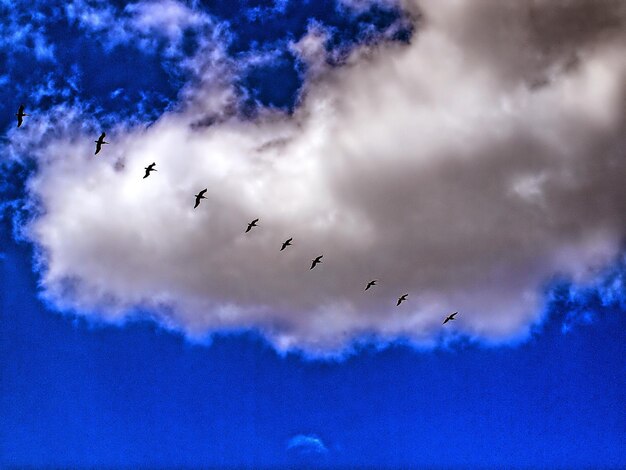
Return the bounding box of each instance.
[1,0,625,468]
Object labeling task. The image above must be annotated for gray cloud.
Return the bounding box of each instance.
[12,0,626,354]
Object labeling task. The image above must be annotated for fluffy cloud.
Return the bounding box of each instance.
[13,0,626,354]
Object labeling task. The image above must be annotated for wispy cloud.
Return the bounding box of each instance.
[65,0,221,58]
[0,1,58,63]
[287,434,329,455]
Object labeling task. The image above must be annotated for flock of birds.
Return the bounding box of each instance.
[15,105,460,326]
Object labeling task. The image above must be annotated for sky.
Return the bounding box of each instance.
[1,0,625,468]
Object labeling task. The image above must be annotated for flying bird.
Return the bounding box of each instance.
[396,294,408,306]
[443,311,458,325]
[194,188,207,208]
[94,132,109,155]
[15,104,28,128]
[245,218,259,233]
[280,238,293,251]
[310,255,323,270]
[365,280,377,291]
[143,162,157,179]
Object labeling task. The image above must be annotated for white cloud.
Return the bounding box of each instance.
[287,434,328,455]
[12,0,626,354]
[0,5,58,63]
[126,0,203,38]
[290,22,331,78]
[65,0,218,58]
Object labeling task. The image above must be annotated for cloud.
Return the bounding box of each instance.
[287,434,329,455]
[65,0,221,58]
[0,1,58,63]
[550,251,626,334]
[11,0,626,354]
[126,0,205,39]
[340,0,402,13]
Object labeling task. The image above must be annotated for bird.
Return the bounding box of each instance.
[245,218,259,233]
[280,238,293,251]
[194,188,207,208]
[94,132,109,155]
[365,279,377,291]
[310,255,323,270]
[442,311,458,325]
[15,104,28,128]
[143,162,157,179]
[396,294,408,306]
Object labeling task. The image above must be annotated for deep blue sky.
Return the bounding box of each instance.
[1,1,625,468]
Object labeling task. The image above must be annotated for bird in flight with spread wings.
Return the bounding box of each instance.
[310,255,323,270]
[443,311,458,325]
[245,218,259,233]
[143,162,157,179]
[194,188,207,208]
[281,238,293,251]
[16,104,28,128]
[94,132,109,155]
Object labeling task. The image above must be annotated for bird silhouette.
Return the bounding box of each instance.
[94,132,109,155]
[280,238,293,251]
[194,188,207,208]
[310,255,323,270]
[442,311,458,325]
[245,218,259,233]
[365,280,377,291]
[15,104,28,128]
[396,294,408,306]
[143,162,157,179]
